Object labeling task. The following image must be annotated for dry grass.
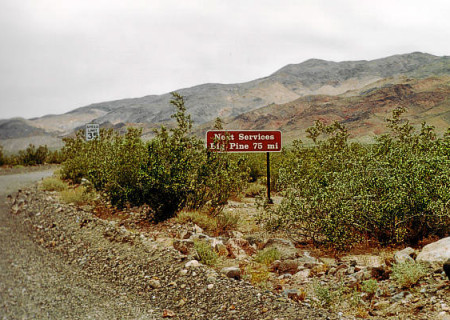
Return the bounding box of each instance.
[176,210,240,235]
[254,247,281,266]
[60,186,95,205]
[41,177,68,192]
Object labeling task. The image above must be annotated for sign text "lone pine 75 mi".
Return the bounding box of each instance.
[206,130,282,152]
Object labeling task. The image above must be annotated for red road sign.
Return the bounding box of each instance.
[206,130,282,152]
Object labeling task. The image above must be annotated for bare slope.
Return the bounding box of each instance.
[201,76,450,144]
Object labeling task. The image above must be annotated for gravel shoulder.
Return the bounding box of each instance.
[0,170,336,320]
[0,171,161,319]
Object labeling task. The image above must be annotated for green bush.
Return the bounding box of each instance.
[194,240,218,266]
[41,177,68,192]
[254,247,281,266]
[61,93,249,222]
[391,261,428,288]
[17,144,49,165]
[60,186,95,205]
[259,107,450,249]
[361,279,378,296]
[0,145,4,166]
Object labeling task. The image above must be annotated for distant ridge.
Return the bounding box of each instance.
[1,52,449,152]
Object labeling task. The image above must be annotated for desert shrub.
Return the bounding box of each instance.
[391,261,428,288]
[312,280,336,307]
[41,177,68,192]
[61,93,249,222]
[243,183,265,197]
[176,210,218,231]
[245,152,285,191]
[60,186,95,205]
[46,149,66,164]
[215,211,240,233]
[254,247,281,266]
[0,145,4,166]
[243,262,270,286]
[259,107,450,249]
[361,279,378,297]
[17,144,49,165]
[139,93,248,221]
[194,240,218,266]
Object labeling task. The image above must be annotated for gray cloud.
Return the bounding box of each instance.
[1,0,449,119]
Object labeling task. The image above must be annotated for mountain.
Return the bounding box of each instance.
[1,52,449,152]
[200,76,450,144]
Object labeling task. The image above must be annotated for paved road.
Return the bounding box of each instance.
[0,170,159,319]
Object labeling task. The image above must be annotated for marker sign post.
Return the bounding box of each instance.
[206,130,281,203]
[85,123,100,141]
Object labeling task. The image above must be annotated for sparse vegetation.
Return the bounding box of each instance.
[361,279,378,297]
[391,261,428,288]
[176,210,218,232]
[243,262,271,287]
[61,92,249,222]
[60,186,95,205]
[254,247,281,266]
[194,240,219,266]
[41,177,68,192]
[259,107,450,250]
[0,144,65,167]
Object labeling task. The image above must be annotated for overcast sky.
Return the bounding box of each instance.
[1,0,449,119]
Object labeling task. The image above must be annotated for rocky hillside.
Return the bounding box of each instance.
[202,76,450,144]
[1,52,449,152]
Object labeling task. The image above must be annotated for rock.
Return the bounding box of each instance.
[193,224,203,234]
[292,269,311,282]
[177,229,192,240]
[189,233,211,241]
[263,238,298,259]
[162,309,176,318]
[269,259,301,274]
[444,258,450,280]
[341,255,383,268]
[373,300,391,310]
[173,239,194,254]
[226,238,255,260]
[370,265,391,280]
[416,237,450,265]
[179,269,188,276]
[226,230,244,239]
[221,266,241,280]
[185,260,200,268]
[391,291,411,302]
[148,279,161,289]
[437,312,450,320]
[394,247,415,264]
[297,251,320,265]
[282,288,304,302]
[319,257,337,266]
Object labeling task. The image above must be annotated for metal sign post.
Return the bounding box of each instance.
[206,130,282,203]
[266,152,273,204]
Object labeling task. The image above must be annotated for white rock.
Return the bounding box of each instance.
[263,238,298,260]
[193,224,203,234]
[292,269,311,282]
[221,266,241,280]
[185,260,200,268]
[394,247,415,264]
[416,237,450,265]
[148,279,161,289]
[179,269,188,275]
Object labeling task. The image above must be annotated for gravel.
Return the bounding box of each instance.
[0,170,337,320]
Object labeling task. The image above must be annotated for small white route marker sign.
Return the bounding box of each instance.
[85,123,99,141]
